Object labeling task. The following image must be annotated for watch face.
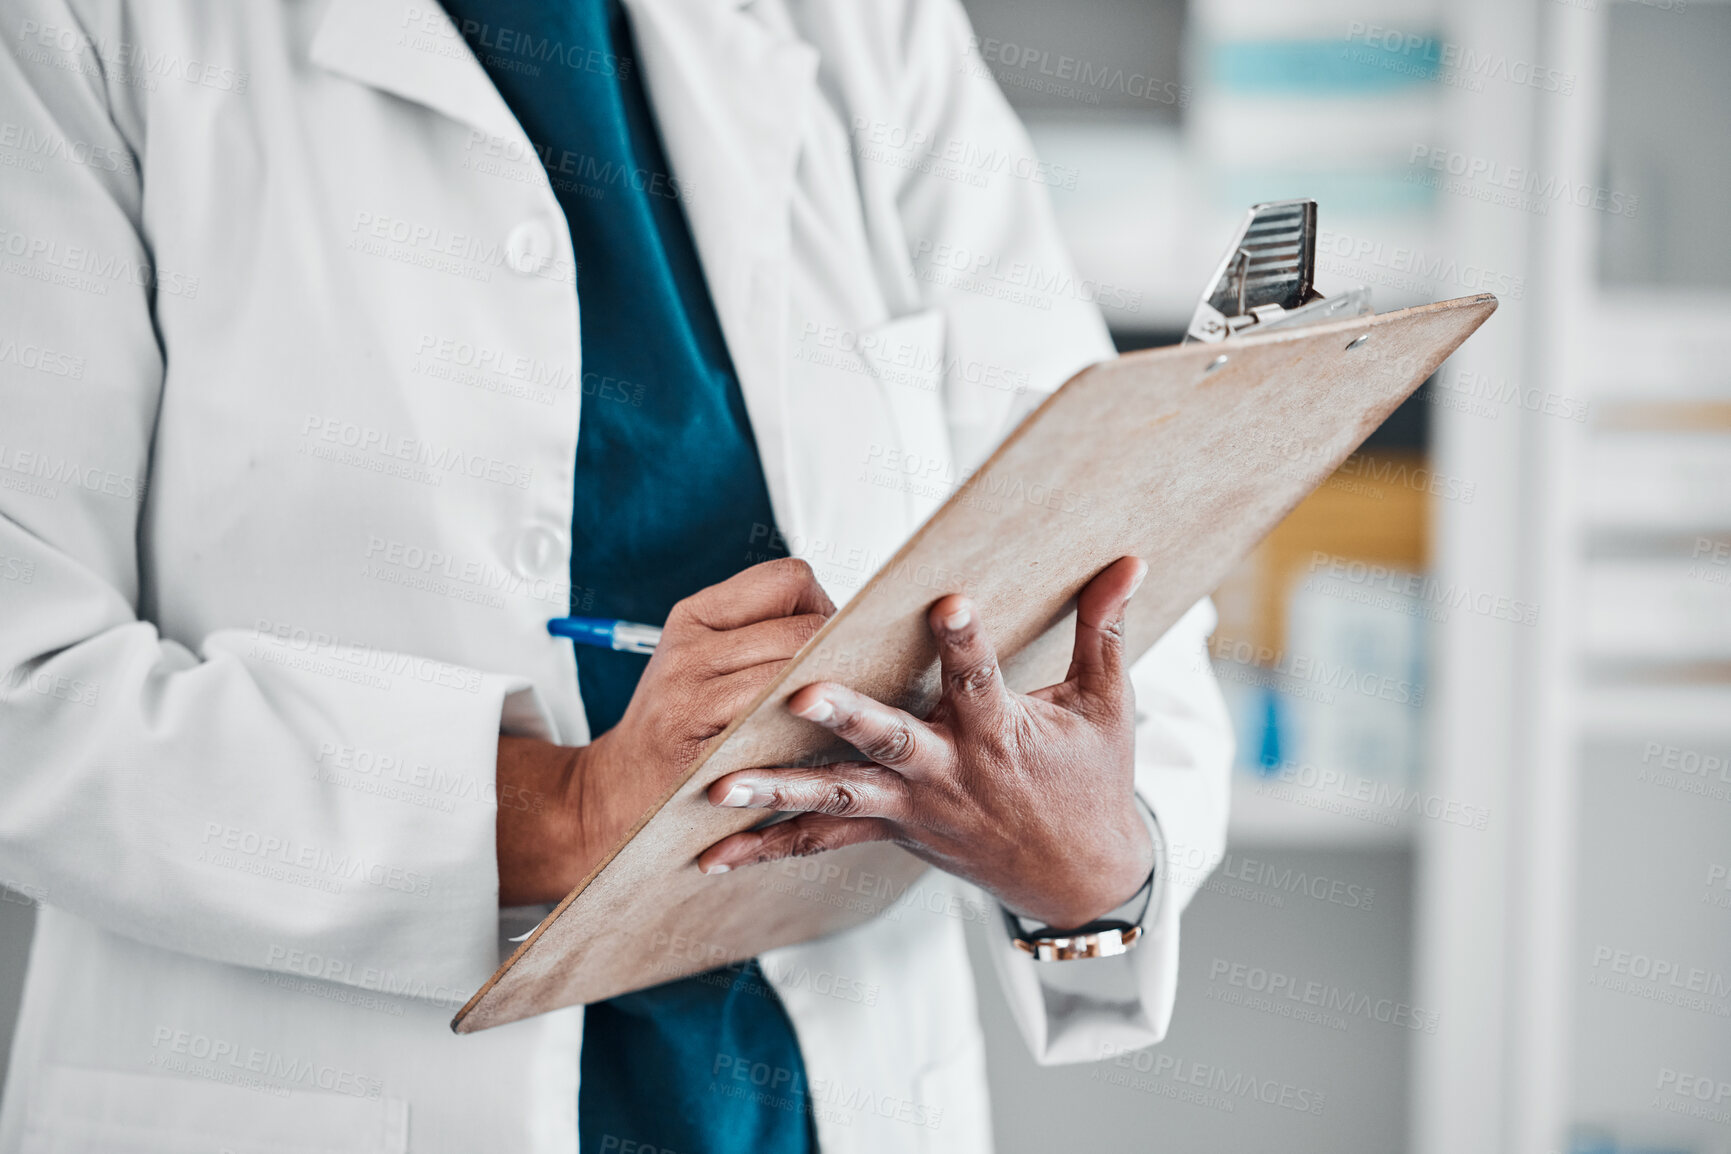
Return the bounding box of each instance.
[1013,925,1142,962]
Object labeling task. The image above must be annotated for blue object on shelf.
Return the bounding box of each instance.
[1209,36,1443,95]
[1255,685,1284,773]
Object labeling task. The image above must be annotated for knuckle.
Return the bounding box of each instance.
[768,556,817,588]
[869,722,917,767]
[818,783,864,818]
[1098,616,1127,649]
[829,706,866,740]
[666,593,718,636]
[785,827,832,859]
[947,659,1000,698]
[742,835,781,866]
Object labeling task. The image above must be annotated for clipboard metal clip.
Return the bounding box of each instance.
[1185,199,1372,344]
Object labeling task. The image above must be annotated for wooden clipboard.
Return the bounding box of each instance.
[453,292,1497,1033]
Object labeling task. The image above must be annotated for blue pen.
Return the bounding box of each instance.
[546,616,663,655]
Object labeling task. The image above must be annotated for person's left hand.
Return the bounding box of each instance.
[697,556,1154,930]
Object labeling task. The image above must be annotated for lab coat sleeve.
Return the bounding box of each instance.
[976,600,1233,1063]
[880,0,1235,1062]
[0,3,525,1006]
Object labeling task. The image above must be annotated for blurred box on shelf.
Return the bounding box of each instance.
[1212,450,1433,836]
[1213,448,1428,657]
[1281,565,1428,783]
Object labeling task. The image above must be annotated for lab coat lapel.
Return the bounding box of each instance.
[309,0,819,537]
[309,0,525,142]
[620,0,819,542]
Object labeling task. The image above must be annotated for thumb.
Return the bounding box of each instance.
[1066,556,1146,711]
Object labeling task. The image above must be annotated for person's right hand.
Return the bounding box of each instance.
[496,558,835,906]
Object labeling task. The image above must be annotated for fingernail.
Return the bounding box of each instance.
[943,603,972,631]
[1128,563,1148,599]
[720,784,753,807]
[794,696,836,724]
[704,862,731,875]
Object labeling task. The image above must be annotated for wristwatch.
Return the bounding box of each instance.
[1005,798,1160,962]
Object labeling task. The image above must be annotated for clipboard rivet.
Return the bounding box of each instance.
[1204,355,1229,374]
[1345,334,1370,351]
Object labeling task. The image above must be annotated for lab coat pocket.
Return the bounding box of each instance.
[22,1065,409,1154]
[857,308,955,528]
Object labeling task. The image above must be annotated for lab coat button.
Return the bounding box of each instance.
[506,220,554,275]
[512,524,567,579]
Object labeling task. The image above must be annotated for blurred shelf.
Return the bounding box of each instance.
[1577,682,1731,739]
[1226,773,1415,849]
[1582,560,1731,665]
[1583,430,1731,533]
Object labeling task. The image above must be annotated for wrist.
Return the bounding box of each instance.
[1009,798,1155,930]
[496,736,586,906]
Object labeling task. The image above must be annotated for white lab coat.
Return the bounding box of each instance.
[0,0,1232,1150]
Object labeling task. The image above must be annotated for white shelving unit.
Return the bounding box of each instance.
[1418,3,1731,1154]
[1014,3,1728,1151]
[1410,0,1547,1148]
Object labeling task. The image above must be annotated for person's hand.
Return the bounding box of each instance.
[697,557,1153,930]
[496,559,835,906]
